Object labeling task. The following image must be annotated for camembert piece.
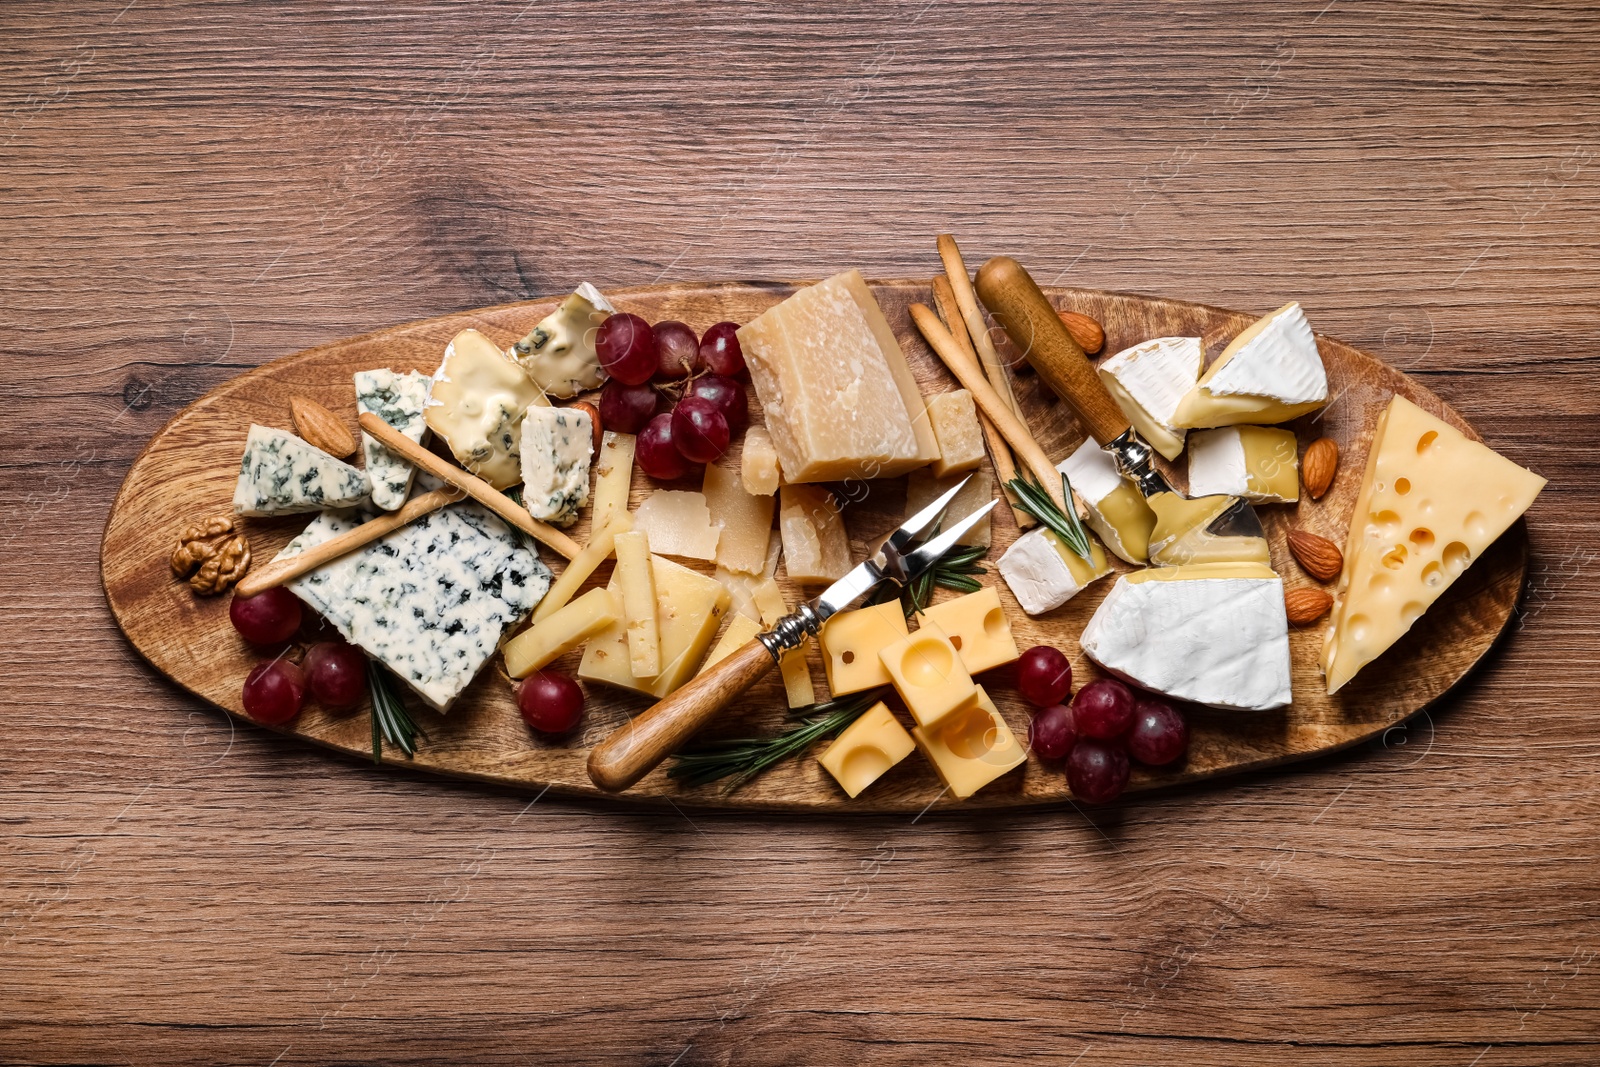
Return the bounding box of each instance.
[503,587,619,678]
[779,484,852,585]
[818,702,915,798]
[233,425,370,517]
[519,405,592,526]
[753,577,815,708]
[699,614,763,675]
[917,587,1018,675]
[819,601,910,696]
[1097,336,1203,461]
[740,426,782,496]
[578,555,730,698]
[703,461,775,575]
[612,530,661,678]
[737,269,939,483]
[354,369,431,511]
[911,686,1026,800]
[631,490,721,561]
[1058,439,1157,564]
[1080,562,1292,711]
[590,431,635,534]
[1147,492,1272,567]
[1174,303,1327,428]
[878,621,978,729]
[510,283,615,398]
[1186,426,1300,503]
[1323,395,1545,694]
[927,389,985,477]
[997,527,1112,616]
[426,329,546,489]
[905,468,992,548]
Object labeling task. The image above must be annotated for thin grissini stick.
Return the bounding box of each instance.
[357,412,582,560]
[938,234,1025,422]
[930,274,1034,530]
[910,303,1082,518]
[235,487,464,596]
[530,512,633,624]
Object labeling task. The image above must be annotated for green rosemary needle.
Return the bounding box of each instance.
[368,661,424,763]
[1006,471,1095,562]
[667,692,883,792]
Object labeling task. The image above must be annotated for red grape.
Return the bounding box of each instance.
[652,320,701,380]
[1072,678,1134,740]
[595,313,658,385]
[242,659,305,725]
[638,412,690,480]
[230,587,302,645]
[304,640,366,710]
[1028,704,1077,760]
[671,396,730,463]
[599,378,658,434]
[519,671,584,734]
[1126,696,1189,767]
[1016,645,1072,707]
[685,374,748,434]
[1066,738,1130,803]
[699,321,746,378]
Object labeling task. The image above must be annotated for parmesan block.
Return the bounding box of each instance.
[632,490,720,561]
[737,269,939,483]
[753,577,815,708]
[612,530,661,678]
[591,431,635,534]
[740,426,782,496]
[578,556,731,698]
[779,484,852,585]
[905,467,993,548]
[926,389,985,477]
[703,461,775,575]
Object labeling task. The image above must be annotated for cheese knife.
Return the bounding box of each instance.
[586,478,998,793]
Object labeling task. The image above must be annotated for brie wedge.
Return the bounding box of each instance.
[1185,426,1300,503]
[1057,438,1157,564]
[1097,336,1203,461]
[1174,303,1327,428]
[511,283,615,398]
[997,527,1112,616]
[425,329,547,489]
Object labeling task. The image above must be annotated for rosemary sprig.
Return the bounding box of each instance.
[368,661,425,763]
[864,531,990,616]
[667,692,882,792]
[1007,471,1094,562]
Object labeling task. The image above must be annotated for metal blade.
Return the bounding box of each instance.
[897,498,999,581]
[1205,496,1267,542]
[883,472,973,561]
[812,559,888,620]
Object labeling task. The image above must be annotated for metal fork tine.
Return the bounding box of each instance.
[900,498,999,577]
[889,473,973,555]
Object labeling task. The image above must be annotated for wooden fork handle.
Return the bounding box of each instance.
[585,637,777,793]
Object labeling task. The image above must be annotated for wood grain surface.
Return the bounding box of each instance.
[5,1,1598,1064]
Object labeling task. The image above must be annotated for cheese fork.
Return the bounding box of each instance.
[586,478,998,793]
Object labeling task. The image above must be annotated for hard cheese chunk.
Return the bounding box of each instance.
[753,577,815,708]
[578,555,730,698]
[530,512,630,625]
[1174,303,1327,428]
[715,531,782,622]
[278,500,551,710]
[632,490,720,561]
[612,530,661,678]
[591,431,635,534]
[234,424,370,516]
[699,614,763,675]
[1186,426,1300,503]
[917,587,1018,675]
[1080,562,1291,711]
[905,467,992,548]
[997,527,1111,616]
[519,405,592,526]
[818,702,915,798]
[737,269,938,483]
[510,284,613,398]
[1097,336,1203,461]
[911,686,1026,800]
[1323,395,1545,694]
[354,369,431,511]
[819,601,910,696]
[503,587,619,678]
[927,389,985,477]
[1058,438,1156,564]
[426,329,546,489]
[704,461,775,575]
[779,484,852,584]
[879,621,978,728]
[740,426,782,496]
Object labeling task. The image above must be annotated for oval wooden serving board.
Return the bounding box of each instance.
[101,281,1527,811]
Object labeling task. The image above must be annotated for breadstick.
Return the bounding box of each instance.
[938,234,1025,422]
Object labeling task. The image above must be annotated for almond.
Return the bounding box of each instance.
[1057,310,1105,355]
[1284,586,1334,626]
[567,400,603,453]
[290,396,356,458]
[1287,528,1344,582]
[1302,437,1338,499]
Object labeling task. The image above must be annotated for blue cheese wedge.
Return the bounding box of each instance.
[275,491,551,711]
[518,405,592,526]
[511,283,616,398]
[354,369,431,511]
[233,424,370,516]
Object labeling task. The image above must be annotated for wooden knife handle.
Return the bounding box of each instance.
[586,637,777,793]
[974,256,1131,446]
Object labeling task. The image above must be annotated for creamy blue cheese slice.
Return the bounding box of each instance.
[518,405,592,526]
[275,490,551,711]
[233,424,370,516]
[354,369,431,511]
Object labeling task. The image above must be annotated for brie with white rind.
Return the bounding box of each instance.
[511,283,615,398]
[1174,303,1327,428]
[354,369,431,511]
[1079,563,1292,711]
[1057,439,1157,565]
[997,526,1112,616]
[1096,336,1203,460]
[425,329,547,489]
[1186,425,1300,503]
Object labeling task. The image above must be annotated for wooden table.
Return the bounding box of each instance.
[4,3,1597,1063]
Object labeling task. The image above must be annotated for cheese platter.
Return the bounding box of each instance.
[101,248,1539,811]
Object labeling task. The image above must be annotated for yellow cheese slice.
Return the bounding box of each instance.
[590,431,635,534]
[818,702,915,798]
[911,686,1026,800]
[916,586,1019,675]
[699,614,764,675]
[531,512,631,624]
[503,587,619,678]
[819,601,910,696]
[578,555,730,698]
[878,621,979,728]
[753,577,815,708]
[612,530,661,678]
[1147,492,1271,566]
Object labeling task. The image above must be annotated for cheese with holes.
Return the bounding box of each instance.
[632,490,720,560]
[503,587,619,678]
[905,468,992,548]
[927,389,985,477]
[1058,438,1156,564]
[1174,304,1327,428]
[704,461,775,574]
[779,484,852,584]
[578,555,730,698]
[234,425,371,516]
[917,587,1018,675]
[879,621,979,728]
[591,431,635,534]
[737,269,939,483]
[997,527,1112,616]
[818,702,915,798]
[519,405,592,526]
[1080,562,1291,711]
[530,512,630,624]
[1098,336,1203,461]
[1186,426,1300,503]
[426,329,547,489]
[911,686,1026,800]
[612,530,661,678]
[741,426,782,495]
[819,601,910,696]
[510,283,614,397]
[1323,395,1545,694]
[355,369,431,511]
[753,577,815,708]
[699,614,764,675]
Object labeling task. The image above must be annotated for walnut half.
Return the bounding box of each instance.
[171,516,252,595]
